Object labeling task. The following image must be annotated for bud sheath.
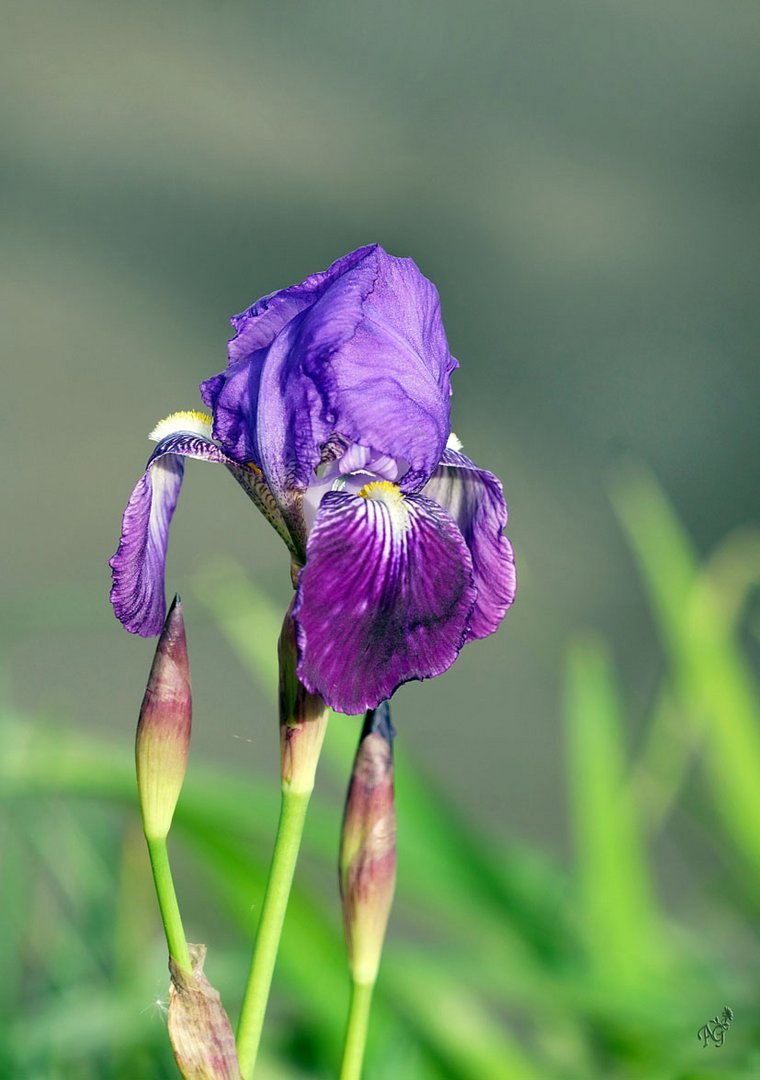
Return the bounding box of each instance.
[339,702,397,986]
[136,595,192,841]
[278,601,329,794]
[168,944,243,1080]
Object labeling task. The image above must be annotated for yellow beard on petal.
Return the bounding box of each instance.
[359,480,410,532]
[149,410,214,442]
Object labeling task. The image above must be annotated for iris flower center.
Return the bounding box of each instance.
[302,443,408,533]
[357,479,410,532]
[358,479,404,502]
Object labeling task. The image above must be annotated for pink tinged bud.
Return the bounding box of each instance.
[136,595,192,840]
[339,703,397,985]
[278,601,329,794]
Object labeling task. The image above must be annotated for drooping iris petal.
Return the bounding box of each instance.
[109,433,233,636]
[292,485,477,714]
[201,245,457,517]
[422,448,516,641]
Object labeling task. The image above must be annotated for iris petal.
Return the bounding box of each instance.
[110,433,235,636]
[201,246,457,517]
[422,448,516,641]
[293,486,476,714]
[200,247,376,468]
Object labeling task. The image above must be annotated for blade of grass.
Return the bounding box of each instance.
[565,635,659,986]
[611,465,760,883]
[701,527,760,630]
[627,689,699,832]
[385,954,547,1080]
[626,528,760,833]
[0,815,31,1059]
[23,804,111,980]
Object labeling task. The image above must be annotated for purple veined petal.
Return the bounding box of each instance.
[109,433,233,636]
[292,484,477,714]
[108,423,297,635]
[422,448,516,642]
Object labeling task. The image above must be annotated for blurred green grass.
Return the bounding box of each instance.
[3,469,760,1078]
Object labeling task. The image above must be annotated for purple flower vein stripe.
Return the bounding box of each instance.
[293,489,476,713]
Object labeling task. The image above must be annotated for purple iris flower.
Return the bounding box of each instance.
[110,245,516,714]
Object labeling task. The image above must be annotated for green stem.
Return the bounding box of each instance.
[236,788,311,1078]
[340,980,374,1080]
[145,835,191,972]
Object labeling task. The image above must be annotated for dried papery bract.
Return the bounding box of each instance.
[168,945,242,1080]
[339,703,397,1078]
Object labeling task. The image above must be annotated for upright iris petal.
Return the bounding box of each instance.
[201,245,456,533]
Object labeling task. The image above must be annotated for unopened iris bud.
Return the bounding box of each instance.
[339,702,397,986]
[136,595,192,841]
[278,600,329,795]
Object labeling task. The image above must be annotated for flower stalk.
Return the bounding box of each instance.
[235,601,329,1079]
[145,835,190,974]
[339,702,397,1080]
[136,594,192,973]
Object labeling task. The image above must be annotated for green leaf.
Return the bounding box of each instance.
[611,465,760,885]
[565,635,659,986]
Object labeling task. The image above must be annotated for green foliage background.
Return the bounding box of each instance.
[2,2,759,1077]
[5,476,760,1077]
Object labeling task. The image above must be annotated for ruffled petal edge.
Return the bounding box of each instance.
[422,448,516,641]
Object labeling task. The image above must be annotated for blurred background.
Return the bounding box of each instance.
[2,1,759,1077]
